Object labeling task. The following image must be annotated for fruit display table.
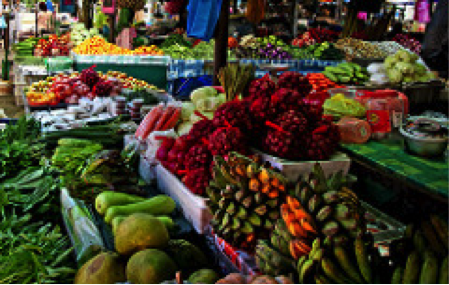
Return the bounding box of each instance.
[341,140,448,222]
[72,53,170,90]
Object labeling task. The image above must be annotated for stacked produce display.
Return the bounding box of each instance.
[4,14,448,285]
[26,67,158,105]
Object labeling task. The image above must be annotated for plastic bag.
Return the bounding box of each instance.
[323,94,366,119]
[60,189,104,266]
[367,63,385,75]
[187,0,223,41]
[370,73,389,85]
[145,129,178,163]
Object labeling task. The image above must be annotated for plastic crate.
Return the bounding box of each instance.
[156,164,212,234]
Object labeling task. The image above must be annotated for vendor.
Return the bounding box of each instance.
[421,0,448,79]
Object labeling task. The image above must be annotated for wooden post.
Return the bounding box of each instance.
[213,0,230,85]
[108,9,116,43]
[35,3,38,36]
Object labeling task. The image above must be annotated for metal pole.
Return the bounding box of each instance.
[292,0,299,38]
[213,0,230,86]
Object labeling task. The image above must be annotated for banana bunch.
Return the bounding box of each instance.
[280,196,318,259]
[255,164,367,278]
[255,219,296,276]
[390,215,448,284]
[292,164,366,246]
[206,152,288,251]
[297,235,382,283]
[322,62,370,85]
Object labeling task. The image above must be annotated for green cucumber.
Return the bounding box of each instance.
[104,195,176,224]
[95,191,147,215]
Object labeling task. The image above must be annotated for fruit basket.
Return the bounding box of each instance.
[255,150,351,182]
[156,164,212,234]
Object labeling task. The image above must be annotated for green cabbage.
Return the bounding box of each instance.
[177,121,194,136]
[181,102,195,121]
[387,69,403,84]
[384,56,397,69]
[190,87,218,106]
[395,62,414,74]
[196,97,222,112]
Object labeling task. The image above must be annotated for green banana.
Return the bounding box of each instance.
[402,251,421,284]
[297,255,307,274]
[311,248,325,262]
[317,205,333,222]
[413,230,427,258]
[322,221,339,236]
[439,256,448,284]
[430,215,449,250]
[299,259,316,283]
[391,266,404,284]
[355,236,372,283]
[421,221,446,257]
[248,213,261,227]
[340,218,358,232]
[309,238,321,260]
[321,256,353,283]
[405,224,415,240]
[315,273,334,284]
[419,251,439,284]
[334,246,365,283]
[308,194,323,214]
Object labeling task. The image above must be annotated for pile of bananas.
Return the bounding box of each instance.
[390,215,448,284]
[255,164,368,279]
[297,234,384,283]
[206,152,288,251]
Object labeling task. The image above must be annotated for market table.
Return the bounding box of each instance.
[341,140,448,222]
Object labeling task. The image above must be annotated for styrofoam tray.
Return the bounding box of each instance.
[156,164,212,234]
[255,150,351,182]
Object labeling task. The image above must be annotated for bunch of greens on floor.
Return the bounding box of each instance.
[0,116,43,180]
[0,166,76,283]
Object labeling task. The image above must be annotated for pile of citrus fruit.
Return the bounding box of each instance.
[133,45,164,55]
[73,36,164,56]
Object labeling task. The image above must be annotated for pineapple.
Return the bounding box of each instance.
[206,152,287,251]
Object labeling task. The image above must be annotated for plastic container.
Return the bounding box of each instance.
[156,164,212,234]
[337,118,372,144]
[254,150,352,182]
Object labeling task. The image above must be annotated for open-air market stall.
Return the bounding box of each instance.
[1,0,448,284]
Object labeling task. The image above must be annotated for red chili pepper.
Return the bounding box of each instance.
[265,121,291,135]
[313,125,329,135]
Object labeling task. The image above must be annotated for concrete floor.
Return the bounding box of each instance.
[0,48,24,118]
